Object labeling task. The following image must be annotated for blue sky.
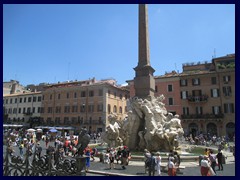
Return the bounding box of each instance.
[3,4,235,86]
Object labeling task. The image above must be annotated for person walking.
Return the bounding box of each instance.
[209,150,217,174]
[144,149,151,174]
[121,146,129,169]
[18,141,24,157]
[168,157,176,176]
[109,148,115,169]
[85,148,91,171]
[200,155,211,176]
[155,151,162,176]
[146,152,156,176]
[217,149,223,171]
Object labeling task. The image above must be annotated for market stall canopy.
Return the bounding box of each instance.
[36,128,43,132]
[49,128,58,133]
[27,128,36,132]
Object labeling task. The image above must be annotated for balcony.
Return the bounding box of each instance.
[84,120,104,125]
[181,113,224,119]
[187,95,208,103]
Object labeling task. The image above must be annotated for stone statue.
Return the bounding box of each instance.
[76,128,90,156]
[102,95,183,152]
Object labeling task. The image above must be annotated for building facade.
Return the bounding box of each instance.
[41,78,129,133]
[3,92,42,126]
[3,80,29,95]
[127,54,235,139]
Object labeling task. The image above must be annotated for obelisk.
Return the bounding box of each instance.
[134,4,155,99]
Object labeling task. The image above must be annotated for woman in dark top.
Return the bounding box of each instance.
[217,149,223,171]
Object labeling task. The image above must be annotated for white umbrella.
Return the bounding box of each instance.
[27,128,36,132]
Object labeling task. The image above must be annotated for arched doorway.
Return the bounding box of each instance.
[188,123,198,139]
[207,123,217,137]
[226,122,235,141]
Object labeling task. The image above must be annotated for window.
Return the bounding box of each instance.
[224,103,234,113]
[10,99,12,104]
[50,94,52,100]
[19,98,22,103]
[114,92,117,98]
[211,89,219,97]
[13,108,17,114]
[18,108,21,114]
[168,98,173,105]
[212,106,221,115]
[181,91,188,99]
[66,93,69,99]
[180,79,188,86]
[80,105,85,112]
[108,90,111,97]
[56,106,61,113]
[24,97,27,102]
[196,106,203,115]
[113,105,117,113]
[98,89,103,96]
[6,99,8,104]
[192,78,200,85]
[28,97,32,102]
[64,106,70,113]
[98,104,103,112]
[48,107,52,113]
[81,91,86,97]
[108,104,111,113]
[27,107,31,114]
[211,77,217,84]
[119,107,123,114]
[223,86,231,96]
[15,98,17,103]
[72,105,78,113]
[223,75,231,83]
[168,85,173,92]
[58,94,61,99]
[23,108,26,114]
[182,107,189,115]
[38,107,41,113]
[89,90,94,97]
[33,97,36,102]
[74,92,77,98]
[38,96,41,102]
[32,107,35,113]
[155,86,158,92]
[88,105,94,112]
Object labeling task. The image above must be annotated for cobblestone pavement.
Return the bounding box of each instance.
[4,140,235,176]
[87,155,235,176]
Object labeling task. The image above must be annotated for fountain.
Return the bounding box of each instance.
[102,4,184,152]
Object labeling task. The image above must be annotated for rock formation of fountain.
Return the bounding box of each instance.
[102,95,184,152]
